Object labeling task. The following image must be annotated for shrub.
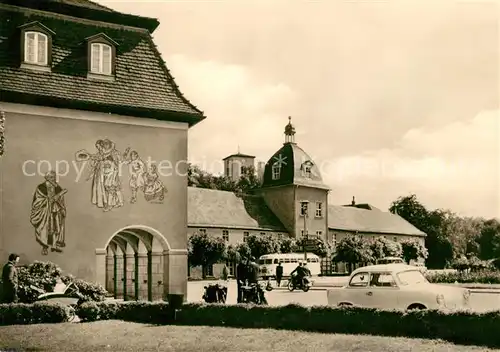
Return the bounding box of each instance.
[13,261,108,304]
[426,270,500,284]
[0,302,73,325]
[61,275,107,302]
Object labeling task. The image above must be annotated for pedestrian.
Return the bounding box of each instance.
[247,257,259,284]
[1,253,20,303]
[236,258,247,303]
[221,264,229,281]
[275,262,283,287]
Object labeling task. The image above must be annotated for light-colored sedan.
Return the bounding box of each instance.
[327,264,471,310]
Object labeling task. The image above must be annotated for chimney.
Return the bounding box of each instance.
[351,196,356,206]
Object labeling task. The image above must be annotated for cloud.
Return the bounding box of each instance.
[165,54,297,173]
[322,110,499,218]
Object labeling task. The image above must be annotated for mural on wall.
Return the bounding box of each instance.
[123,149,146,204]
[75,139,126,212]
[75,139,167,207]
[30,171,67,255]
[143,164,166,203]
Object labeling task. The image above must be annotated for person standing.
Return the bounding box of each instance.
[275,262,283,287]
[236,258,247,303]
[1,253,19,303]
[247,257,260,284]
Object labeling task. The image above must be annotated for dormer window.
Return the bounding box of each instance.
[272,163,281,180]
[86,33,118,81]
[18,22,55,72]
[301,160,314,178]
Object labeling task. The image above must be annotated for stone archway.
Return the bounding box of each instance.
[95,225,186,302]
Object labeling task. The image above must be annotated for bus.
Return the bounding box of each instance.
[258,253,321,279]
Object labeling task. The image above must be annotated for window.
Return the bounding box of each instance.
[206,264,214,277]
[300,202,309,216]
[260,232,265,236]
[304,165,311,178]
[222,230,229,242]
[199,229,207,234]
[315,202,323,217]
[24,31,48,66]
[369,273,397,287]
[243,231,249,242]
[226,167,230,176]
[393,237,398,242]
[349,272,369,287]
[316,230,322,237]
[272,163,281,180]
[90,43,112,75]
[301,230,309,237]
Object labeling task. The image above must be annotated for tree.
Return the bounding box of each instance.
[246,234,280,259]
[294,237,330,258]
[390,195,453,268]
[188,232,227,279]
[332,235,372,273]
[278,237,297,253]
[225,242,252,263]
[236,166,261,193]
[368,237,402,262]
[400,239,428,263]
[477,219,500,260]
[187,164,260,193]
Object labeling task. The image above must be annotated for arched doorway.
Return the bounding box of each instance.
[96,226,174,301]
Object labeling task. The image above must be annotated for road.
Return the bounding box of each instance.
[187,279,500,312]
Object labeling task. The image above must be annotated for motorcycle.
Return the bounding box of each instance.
[202,283,227,303]
[241,282,268,305]
[287,275,312,292]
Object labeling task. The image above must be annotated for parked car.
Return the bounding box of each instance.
[327,264,471,310]
[376,257,405,265]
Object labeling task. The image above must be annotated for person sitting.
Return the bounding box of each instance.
[290,262,307,287]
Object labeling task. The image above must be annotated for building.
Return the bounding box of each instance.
[0,0,205,301]
[188,118,426,278]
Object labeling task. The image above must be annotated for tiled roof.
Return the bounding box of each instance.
[0,5,205,126]
[48,0,116,12]
[188,187,287,231]
[328,205,426,237]
[261,142,330,190]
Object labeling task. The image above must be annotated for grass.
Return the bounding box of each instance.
[0,321,498,352]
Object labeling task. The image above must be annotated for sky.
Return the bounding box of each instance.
[99,0,499,219]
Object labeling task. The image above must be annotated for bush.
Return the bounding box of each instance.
[73,301,500,348]
[426,270,500,284]
[61,276,107,302]
[0,302,73,325]
[12,261,108,304]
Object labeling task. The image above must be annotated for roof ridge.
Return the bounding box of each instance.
[144,35,205,118]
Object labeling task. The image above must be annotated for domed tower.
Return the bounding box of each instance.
[257,117,330,239]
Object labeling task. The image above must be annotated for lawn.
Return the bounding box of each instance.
[0,321,498,352]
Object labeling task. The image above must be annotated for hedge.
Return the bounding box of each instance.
[74,301,500,348]
[0,302,74,325]
[426,270,500,284]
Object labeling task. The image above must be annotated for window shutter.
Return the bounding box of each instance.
[25,32,36,63]
[91,44,101,72]
[37,33,46,65]
[102,45,111,74]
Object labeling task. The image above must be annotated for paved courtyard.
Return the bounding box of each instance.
[187,279,500,312]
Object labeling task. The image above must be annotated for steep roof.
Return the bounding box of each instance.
[0,3,205,126]
[47,0,116,12]
[261,142,330,190]
[188,187,287,231]
[328,205,426,237]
